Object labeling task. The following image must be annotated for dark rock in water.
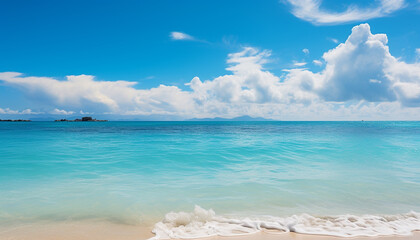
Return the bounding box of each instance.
[82,117,93,121]
[54,116,108,122]
[0,119,31,122]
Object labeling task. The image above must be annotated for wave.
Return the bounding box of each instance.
[149,206,420,239]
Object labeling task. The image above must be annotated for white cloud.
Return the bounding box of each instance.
[313,60,323,66]
[80,110,93,115]
[293,61,307,67]
[0,108,41,115]
[170,32,194,41]
[329,38,339,44]
[1,23,420,120]
[302,48,309,54]
[286,23,420,107]
[0,108,19,114]
[51,108,75,115]
[285,0,406,25]
[369,79,382,84]
[0,73,139,111]
[317,24,397,101]
[0,72,194,116]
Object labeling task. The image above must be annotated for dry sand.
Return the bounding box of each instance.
[0,221,418,240]
[0,220,154,240]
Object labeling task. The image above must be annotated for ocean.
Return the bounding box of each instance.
[1,121,420,238]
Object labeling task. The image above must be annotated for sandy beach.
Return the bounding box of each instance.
[2,0,420,239]
[0,221,419,240]
[0,221,154,240]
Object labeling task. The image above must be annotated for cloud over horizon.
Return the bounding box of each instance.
[1,23,420,120]
[0,108,41,115]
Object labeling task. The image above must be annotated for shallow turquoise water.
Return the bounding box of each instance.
[0,121,420,224]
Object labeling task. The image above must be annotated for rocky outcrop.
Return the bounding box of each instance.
[0,119,31,122]
[54,116,107,122]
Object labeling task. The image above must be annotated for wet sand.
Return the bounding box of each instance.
[0,221,419,240]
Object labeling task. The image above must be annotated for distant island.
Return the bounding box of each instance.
[0,119,31,122]
[55,117,108,122]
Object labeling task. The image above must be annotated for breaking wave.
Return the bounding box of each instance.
[150,206,420,239]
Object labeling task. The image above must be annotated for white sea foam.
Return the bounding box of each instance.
[150,206,420,239]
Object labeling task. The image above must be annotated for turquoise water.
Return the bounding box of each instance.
[1,121,420,235]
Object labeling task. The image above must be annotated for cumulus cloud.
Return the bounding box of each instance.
[288,24,420,106]
[285,0,406,25]
[189,48,286,105]
[317,24,397,102]
[0,72,194,116]
[302,48,310,54]
[1,23,420,120]
[170,32,194,41]
[0,73,139,111]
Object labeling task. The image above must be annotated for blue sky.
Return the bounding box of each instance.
[1,0,420,120]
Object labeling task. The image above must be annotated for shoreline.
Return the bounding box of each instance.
[1,220,419,240]
[204,232,420,240]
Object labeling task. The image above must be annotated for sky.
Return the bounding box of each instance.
[1,0,420,120]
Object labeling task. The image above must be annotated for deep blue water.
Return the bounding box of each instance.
[0,121,420,224]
